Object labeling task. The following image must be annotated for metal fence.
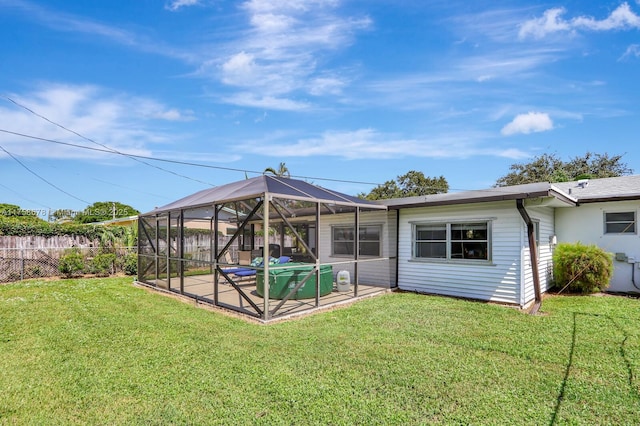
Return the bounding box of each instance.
[0,247,136,283]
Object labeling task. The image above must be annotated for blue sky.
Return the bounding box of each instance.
[1,0,639,217]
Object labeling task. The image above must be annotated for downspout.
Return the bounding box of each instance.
[394,209,400,289]
[516,199,542,315]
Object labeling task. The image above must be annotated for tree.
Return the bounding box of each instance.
[0,203,47,224]
[263,162,290,178]
[495,152,632,187]
[73,201,140,224]
[564,152,633,180]
[360,171,449,200]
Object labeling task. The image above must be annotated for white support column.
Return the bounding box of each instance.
[315,202,321,306]
[263,194,270,320]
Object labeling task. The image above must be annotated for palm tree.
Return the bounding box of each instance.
[263,162,290,178]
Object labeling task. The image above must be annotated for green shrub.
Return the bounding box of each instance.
[58,249,85,278]
[123,252,137,276]
[0,220,130,241]
[25,265,43,278]
[90,253,116,277]
[552,242,613,293]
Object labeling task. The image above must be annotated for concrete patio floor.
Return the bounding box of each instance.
[144,272,390,321]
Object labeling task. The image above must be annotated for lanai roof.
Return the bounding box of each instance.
[144,175,385,215]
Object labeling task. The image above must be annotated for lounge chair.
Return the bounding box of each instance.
[232,256,291,278]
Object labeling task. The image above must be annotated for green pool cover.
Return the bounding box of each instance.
[256,263,333,299]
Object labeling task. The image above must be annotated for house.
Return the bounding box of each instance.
[381,183,569,308]
[553,176,640,293]
[137,174,640,321]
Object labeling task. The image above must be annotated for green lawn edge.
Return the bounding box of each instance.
[1,277,639,424]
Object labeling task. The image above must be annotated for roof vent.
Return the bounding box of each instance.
[577,179,589,188]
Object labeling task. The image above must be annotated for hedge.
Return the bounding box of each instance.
[0,221,129,240]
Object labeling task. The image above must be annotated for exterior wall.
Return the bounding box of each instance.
[317,210,397,287]
[397,201,554,306]
[555,200,640,293]
[520,205,556,305]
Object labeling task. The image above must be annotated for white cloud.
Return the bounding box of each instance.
[221,52,258,86]
[208,0,370,108]
[238,128,529,160]
[308,76,346,96]
[621,43,640,60]
[165,0,200,12]
[572,3,640,30]
[501,112,554,136]
[518,8,571,39]
[5,0,194,61]
[0,84,193,160]
[519,3,640,39]
[221,93,311,111]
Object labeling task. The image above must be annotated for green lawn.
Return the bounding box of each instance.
[1,277,639,425]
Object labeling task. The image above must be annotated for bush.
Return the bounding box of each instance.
[553,242,613,293]
[90,253,116,277]
[0,220,130,240]
[59,249,85,278]
[123,253,137,276]
[25,265,43,278]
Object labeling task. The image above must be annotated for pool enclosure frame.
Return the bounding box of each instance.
[137,176,389,321]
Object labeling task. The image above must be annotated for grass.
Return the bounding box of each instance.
[1,277,639,425]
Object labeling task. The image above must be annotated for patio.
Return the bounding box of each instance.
[142,272,389,320]
[137,175,395,321]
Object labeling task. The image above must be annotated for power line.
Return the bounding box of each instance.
[0,143,90,204]
[0,181,51,209]
[0,128,384,186]
[38,159,172,201]
[2,95,216,187]
[1,95,496,191]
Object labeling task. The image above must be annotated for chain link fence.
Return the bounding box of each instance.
[0,247,136,283]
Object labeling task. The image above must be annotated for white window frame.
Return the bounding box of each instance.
[604,211,637,235]
[331,224,382,257]
[411,220,492,262]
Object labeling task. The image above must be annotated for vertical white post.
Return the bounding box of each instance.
[263,194,270,320]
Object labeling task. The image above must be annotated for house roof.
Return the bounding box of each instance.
[552,175,640,203]
[89,215,139,226]
[144,175,384,215]
[381,182,577,209]
[381,175,640,209]
[145,174,640,216]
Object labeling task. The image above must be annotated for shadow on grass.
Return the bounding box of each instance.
[550,312,639,425]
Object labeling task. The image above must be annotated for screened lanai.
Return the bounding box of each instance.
[137,175,395,321]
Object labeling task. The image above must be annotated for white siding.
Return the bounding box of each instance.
[520,205,555,306]
[318,210,397,287]
[556,200,640,293]
[397,201,545,306]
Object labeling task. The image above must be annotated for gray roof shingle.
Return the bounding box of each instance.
[552,175,640,202]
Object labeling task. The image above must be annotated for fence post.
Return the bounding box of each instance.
[20,249,24,281]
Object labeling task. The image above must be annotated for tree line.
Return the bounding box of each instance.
[1,152,633,227]
[359,152,632,200]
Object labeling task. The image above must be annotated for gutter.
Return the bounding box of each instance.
[516,199,542,315]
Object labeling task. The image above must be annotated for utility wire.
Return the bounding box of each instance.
[0,181,51,210]
[0,143,90,204]
[0,128,384,186]
[39,159,172,201]
[1,95,506,191]
[2,95,216,187]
